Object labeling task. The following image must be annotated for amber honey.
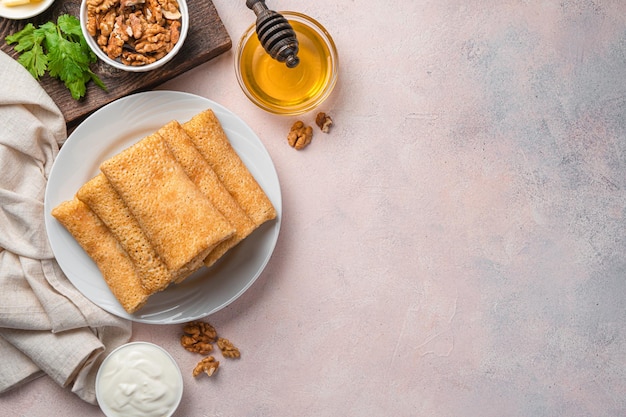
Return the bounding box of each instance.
[236,12,338,115]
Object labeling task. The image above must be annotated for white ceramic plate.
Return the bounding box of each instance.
[0,0,55,20]
[44,91,282,324]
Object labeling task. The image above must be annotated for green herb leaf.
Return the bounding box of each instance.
[5,23,36,52]
[88,69,107,91]
[57,14,83,40]
[4,14,106,100]
[17,43,48,79]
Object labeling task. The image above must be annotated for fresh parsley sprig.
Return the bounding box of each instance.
[5,14,106,100]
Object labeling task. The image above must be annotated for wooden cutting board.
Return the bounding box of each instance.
[0,0,232,128]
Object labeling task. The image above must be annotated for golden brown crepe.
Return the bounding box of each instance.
[157,120,257,270]
[181,109,277,228]
[51,198,150,314]
[51,108,277,314]
[100,132,235,279]
[76,173,176,293]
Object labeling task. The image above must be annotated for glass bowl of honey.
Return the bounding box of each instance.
[235,12,339,115]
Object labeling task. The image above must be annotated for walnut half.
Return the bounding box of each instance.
[287,121,313,150]
[181,321,217,354]
[192,356,220,377]
[315,112,333,133]
[217,337,241,359]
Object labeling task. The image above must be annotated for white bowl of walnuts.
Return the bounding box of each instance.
[80,0,188,72]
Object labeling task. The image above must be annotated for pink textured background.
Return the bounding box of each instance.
[2,1,626,415]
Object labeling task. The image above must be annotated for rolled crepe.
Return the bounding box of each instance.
[100,133,235,278]
[76,174,177,293]
[157,120,257,269]
[51,198,150,314]
[181,109,277,228]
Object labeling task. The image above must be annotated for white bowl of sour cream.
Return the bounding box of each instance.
[96,342,183,417]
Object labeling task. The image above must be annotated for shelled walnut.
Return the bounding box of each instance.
[192,356,220,377]
[217,337,241,359]
[85,0,182,66]
[287,121,313,150]
[180,320,242,377]
[315,112,333,133]
[180,321,217,354]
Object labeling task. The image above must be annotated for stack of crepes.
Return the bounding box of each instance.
[51,109,276,314]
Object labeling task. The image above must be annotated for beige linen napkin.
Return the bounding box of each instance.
[0,51,131,404]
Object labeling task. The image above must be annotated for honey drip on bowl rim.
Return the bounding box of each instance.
[240,20,332,112]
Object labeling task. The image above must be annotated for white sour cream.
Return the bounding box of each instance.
[96,342,183,417]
